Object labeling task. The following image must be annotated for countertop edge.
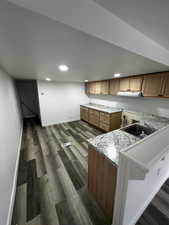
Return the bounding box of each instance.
[88,142,119,167]
[80,104,122,114]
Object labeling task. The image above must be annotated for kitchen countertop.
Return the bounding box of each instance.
[85,104,169,166]
[123,109,169,131]
[81,103,122,114]
[88,129,139,166]
[87,117,169,166]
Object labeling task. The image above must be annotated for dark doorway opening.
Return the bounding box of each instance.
[15,79,41,125]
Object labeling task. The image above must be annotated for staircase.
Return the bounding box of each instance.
[137,179,169,225]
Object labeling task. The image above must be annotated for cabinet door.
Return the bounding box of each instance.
[95,81,101,95]
[120,78,130,91]
[162,73,169,97]
[142,74,163,97]
[88,81,101,95]
[130,77,143,91]
[100,80,109,95]
[85,82,90,94]
[80,106,88,122]
[88,148,117,221]
[100,112,110,125]
[89,109,100,126]
[90,82,96,94]
[110,79,120,95]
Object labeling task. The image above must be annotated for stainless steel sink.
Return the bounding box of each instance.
[122,124,156,138]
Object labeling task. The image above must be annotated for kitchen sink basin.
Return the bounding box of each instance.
[122,124,156,138]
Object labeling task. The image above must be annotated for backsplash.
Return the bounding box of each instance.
[89,95,169,118]
[121,110,169,130]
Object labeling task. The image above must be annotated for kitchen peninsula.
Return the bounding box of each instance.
[81,104,169,225]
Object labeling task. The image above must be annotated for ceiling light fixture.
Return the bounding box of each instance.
[46,77,51,81]
[114,73,121,78]
[58,64,69,72]
[84,80,88,82]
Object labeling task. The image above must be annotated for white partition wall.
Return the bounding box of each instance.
[0,68,22,225]
[37,81,89,126]
[113,125,169,225]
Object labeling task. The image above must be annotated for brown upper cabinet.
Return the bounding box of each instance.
[119,77,143,92]
[100,80,109,95]
[162,73,169,97]
[110,79,120,95]
[89,81,101,95]
[88,82,98,95]
[85,72,169,98]
[142,74,163,97]
[88,82,95,94]
[130,77,143,91]
[119,78,130,91]
[85,82,90,94]
[85,80,109,95]
[93,81,101,95]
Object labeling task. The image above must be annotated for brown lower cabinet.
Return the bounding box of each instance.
[88,109,100,127]
[80,106,89,122]
[80,106,122,132]
[88,147,117,222]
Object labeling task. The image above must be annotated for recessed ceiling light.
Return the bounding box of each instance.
[46,77,51,81]
[84,80,89,82]
[58,64,69,72]
[114,73,121,78]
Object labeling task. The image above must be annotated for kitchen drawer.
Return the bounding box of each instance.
[89,115,99,124]
[89,109,100,119]
[100,122,110,132]
[93,120,99,127]
[82,114,88,122]
[81,106,88,110]
[90,118,99,127]
[80,106,89,122]
[100,112,110,125]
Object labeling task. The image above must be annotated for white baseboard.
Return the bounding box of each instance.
[42,117,80,127]
[6,124,23,225]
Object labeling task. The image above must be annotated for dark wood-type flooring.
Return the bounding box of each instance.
[12,119,169,225]
[12,119,110,225]
[137,179,169,225]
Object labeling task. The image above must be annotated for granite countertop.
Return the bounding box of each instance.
[88,129,139,166]
[139,116,169,130]
[81,103,122,114]
[86,105,169,166]
[87,119,169,166]
[122,109,169,131]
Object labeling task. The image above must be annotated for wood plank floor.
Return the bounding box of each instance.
[12,118,169,225]
[12,119,110,225]
[136,179,169,225]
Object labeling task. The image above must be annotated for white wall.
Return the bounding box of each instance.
[0,68,22,225]
[89,95,169,118]
[37,81,89,126]
[123,153,169,225]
